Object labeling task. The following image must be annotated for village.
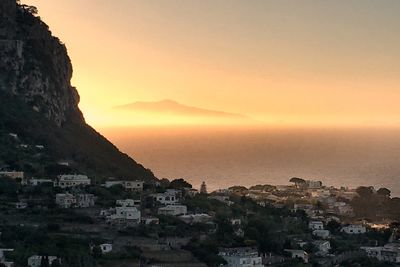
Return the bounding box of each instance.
[0,168,399,267]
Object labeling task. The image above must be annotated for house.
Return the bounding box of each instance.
[56,193,95,208]
[284,250,309,263]
[15,202,28,209]
[362,243,400,263]
[116,199,141,207]
[56,193,76,208]
[308,221,324,230]
[313,240,331,255]
[55,174,91,188]
[341,224,366,234]
[158,205,187,216]
[104,180,144,191]
[0,171,26,185]
[107,206,141,225]
[218,247,263,267]
[231,219,242,226]
[305,180,323,189]
[0,248,14,267]
[179,214,212,224]
[75,194,96,208]
[141,217,160,225]
[28,255,60,267]
[262,253,286,266]
[29,178,53,186]
[0,171,24,180]
[151,190,180,205]
[313,229,330,239]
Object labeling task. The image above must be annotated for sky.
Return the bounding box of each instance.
[22,0,400,127]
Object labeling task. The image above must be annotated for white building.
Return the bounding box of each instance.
[305,180,322,189]
[0,171,24,180]
[152,191,179,205]
[108,206,141,225]
[141,217,160,225]
[0,248,14,267]
[219,247,263,267]
[28,255,60,267]
[313,240,331,255]
[56,193,76,208]
[308,221,324,230]
[179,214,212,224]
[313,229,330,239]
[30,179,53,186]
[104,180,144,191]
[341,225,366,234]
[362,243,400,263]
[158,205,187,216]
[0,171,26,184]
[116,199,141,207]
[55,174,91,188]
[75,194,96,208]
[15,202,28,209]
[284,250,309,263]
[56,193,95,208]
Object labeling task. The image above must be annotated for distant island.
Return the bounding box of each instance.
[114,99,256,124]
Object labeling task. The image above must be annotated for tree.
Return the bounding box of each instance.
[356,186,374,198]
[200,181,207,194]
[326,220,341,233]
[289,177,306,187]
[169,178,192,189]
[377,188,391,198]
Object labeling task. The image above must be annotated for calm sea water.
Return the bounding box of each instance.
[101,126,400,196]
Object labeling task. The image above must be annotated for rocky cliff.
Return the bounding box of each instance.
[0,0,157,181]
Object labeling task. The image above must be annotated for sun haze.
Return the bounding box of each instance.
[21,0,400,127]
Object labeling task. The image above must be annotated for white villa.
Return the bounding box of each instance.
[313,240,331,255]
[55,174,91,188]
[116,199,141,207]
[341,224,367,234]
[28,255,60,267]
[107,206,141,225]
[362,243,400,263]
[158,205,187,216]
[308,221,324,230]
[152,190,180,205]
[313,229,330,239]
[56,193,95,208]
[29,178,53,186]
[219,247,263,267]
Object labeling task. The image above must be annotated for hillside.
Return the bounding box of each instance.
[0,0,156,181]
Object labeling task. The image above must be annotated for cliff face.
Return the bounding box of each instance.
[0,1,156,182]
[0,0,80,126]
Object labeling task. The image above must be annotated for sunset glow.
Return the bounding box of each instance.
[22,0,400,127]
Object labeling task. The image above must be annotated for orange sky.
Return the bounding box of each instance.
[22,0,400,127]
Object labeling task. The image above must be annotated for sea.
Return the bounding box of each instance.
[101,126,400,197]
